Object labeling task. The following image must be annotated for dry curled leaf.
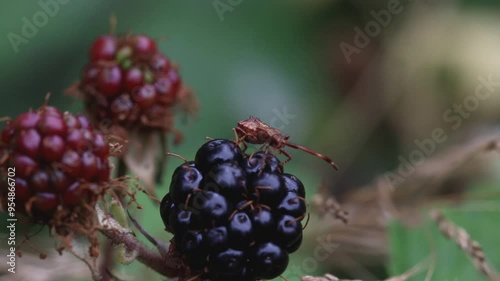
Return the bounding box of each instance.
[123,129,162,195]
[63,234,100,281]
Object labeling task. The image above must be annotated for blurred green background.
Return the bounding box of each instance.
[1,0,500,280]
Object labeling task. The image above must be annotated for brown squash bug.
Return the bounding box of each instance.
[233,117,339,171]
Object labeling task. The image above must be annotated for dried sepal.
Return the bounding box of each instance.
[62,233,100,281]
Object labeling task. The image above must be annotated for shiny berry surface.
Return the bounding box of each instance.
[203,163,247,201]
[159,138,307,280]
[124,67,144,91]
[90,35,117,62]
[41,135,65,162]
[15,112,41,129]
[133,35,157,56]
[252,242,289,279]
[16,129,41,159]
[195,139,243,173]
[243,151,283,175]
[0,105,112,223]
[133,84,157,109]
[97,66,122,97]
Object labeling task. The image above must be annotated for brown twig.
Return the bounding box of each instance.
[101,230,176,277]
[127,210,170,257]
[429,209,500,281]
[96,206,181,278]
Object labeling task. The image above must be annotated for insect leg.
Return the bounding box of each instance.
[233,127,248,151]
[279,149,293,166]
[284,141,339,170]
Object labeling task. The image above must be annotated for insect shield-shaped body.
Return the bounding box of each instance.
[234,117,339,170]
[235,117,285,147]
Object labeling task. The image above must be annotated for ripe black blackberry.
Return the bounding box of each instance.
[160,139,307,280]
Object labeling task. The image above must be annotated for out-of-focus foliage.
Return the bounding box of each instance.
[389,196,500,281]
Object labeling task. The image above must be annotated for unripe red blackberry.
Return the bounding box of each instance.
[0,104,111,223]
[68,33,198,187]
[160,139,308,280]
[71,33,196,131]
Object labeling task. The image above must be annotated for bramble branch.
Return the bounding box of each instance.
[96,206,181,278]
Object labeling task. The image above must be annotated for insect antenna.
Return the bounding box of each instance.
[283,141,339,171]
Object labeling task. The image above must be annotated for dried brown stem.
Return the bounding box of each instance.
[430,209,500,281]
[96,206,181,278]
[313,195,349,224]
[100,228,178,277]
[302,258,427,281]
[127,210,170,257]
